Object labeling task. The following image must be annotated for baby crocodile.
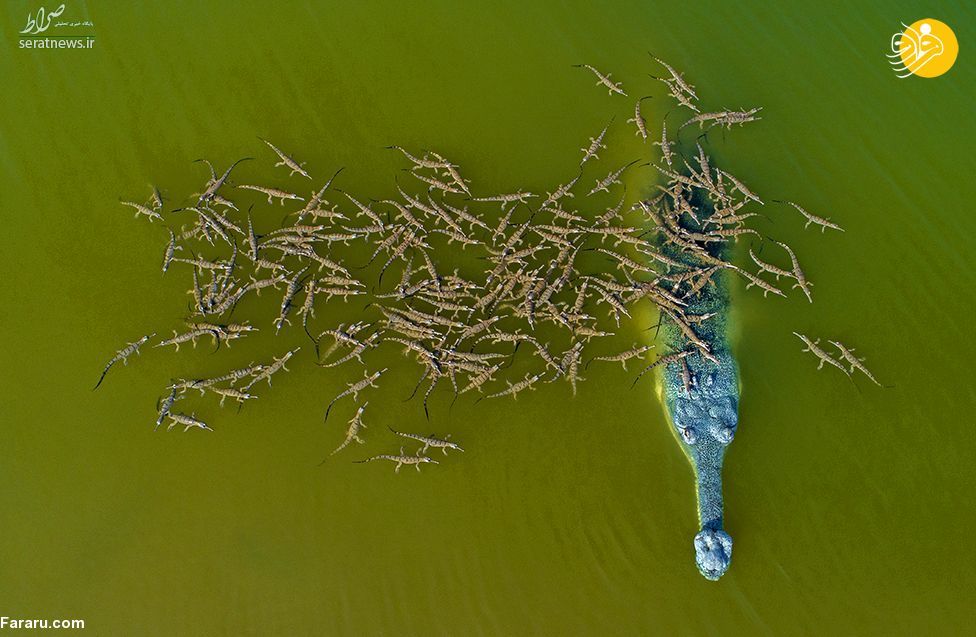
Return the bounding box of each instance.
[388,427,464,455]
[354,447,438,473]
[93,333,155,390]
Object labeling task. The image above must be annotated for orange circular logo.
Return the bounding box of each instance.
[889,19,959,78]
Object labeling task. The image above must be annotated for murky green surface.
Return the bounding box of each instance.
[2,1,975,634]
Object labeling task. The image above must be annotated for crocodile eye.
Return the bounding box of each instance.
[716,426,735,444]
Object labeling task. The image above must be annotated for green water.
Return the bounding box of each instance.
[2,1,975,634]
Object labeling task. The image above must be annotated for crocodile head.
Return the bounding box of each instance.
[670,370,738,447]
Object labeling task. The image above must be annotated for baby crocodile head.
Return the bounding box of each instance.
[694,528,733,580]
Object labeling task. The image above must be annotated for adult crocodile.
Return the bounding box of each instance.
[654,192,739,581]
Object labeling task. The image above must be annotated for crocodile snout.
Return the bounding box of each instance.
[694,528,733,580]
